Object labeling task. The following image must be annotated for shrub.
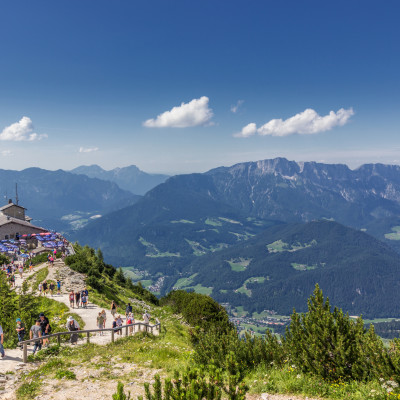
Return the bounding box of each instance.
[138,356,248,400]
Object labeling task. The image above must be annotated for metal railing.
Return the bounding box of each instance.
[19,320,161,363]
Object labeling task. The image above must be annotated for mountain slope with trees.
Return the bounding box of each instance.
[176,220,400,318]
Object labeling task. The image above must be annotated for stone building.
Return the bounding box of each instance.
[0,200,47,240]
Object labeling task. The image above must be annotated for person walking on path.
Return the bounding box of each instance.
[110,300,117,318]
[49,282,55,297]
[75,290,80,308]
[39,313,51,347]
[143,310,150,324]
[101,309,107,328]
[81,292,87,308]
[30,320,42,355]
[18,265,24,279]
[0,325,5,358]
[82,287,89,304]
[16,318,26,349]
[42,280,48,296]
[125,303,132,318]
[127,313,135,335]
[38,282,43,296]
[97,312,105,335]
[66,316,80,344]
[69,290,75,308]
[56,279,61,295]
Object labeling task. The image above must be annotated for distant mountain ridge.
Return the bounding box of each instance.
[205,158,400,225]
[70,164,169,195]
[0,167,140,232]
[75,157,400,264]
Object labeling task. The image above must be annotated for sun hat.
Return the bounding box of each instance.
[67,316,74,322]
[39,313,44,317]
[16,318,21,322]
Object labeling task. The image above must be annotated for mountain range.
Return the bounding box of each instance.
[0,168,140,232]
[70,164,169,195]
[72,157,400,317]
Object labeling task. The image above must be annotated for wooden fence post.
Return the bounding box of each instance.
[111,329,114,343]
[86,332,90,343]
[125,326,128,336]
[23,343,27,363]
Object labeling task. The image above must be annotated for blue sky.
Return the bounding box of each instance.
[0,0,399,174]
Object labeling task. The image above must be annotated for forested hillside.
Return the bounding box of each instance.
[164,221,400,318]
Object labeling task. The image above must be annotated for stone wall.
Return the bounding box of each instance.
[0,222,45,240]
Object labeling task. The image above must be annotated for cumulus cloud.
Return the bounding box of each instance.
[0,116,47,141]
[230,100,244,113]
[143,96,213,128]
[79,147,99,153]
[235,108,354,138]
[234,123,257,138]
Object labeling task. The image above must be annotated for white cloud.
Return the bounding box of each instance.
[0,116,47,141]
[143,96,213,128]
[79,147,99,153]
[1,150,13,156]
[234,123,257,138]
[230,100,244,113]
[235,108,354,138]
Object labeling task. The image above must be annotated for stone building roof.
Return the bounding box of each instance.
[0,214,46,230]
[0,203,27,211]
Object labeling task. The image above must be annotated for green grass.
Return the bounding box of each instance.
[186,284,213,296]
[28,265,49,290]
[18,308,193,399]
[173,274,198,289]
[236,277,265,297]
[218,217,242,225]
[267,239,317,253]
[185,239,207,256]
[247,365,393,400]
[228,258,252,272]
[384,226,400,240]
[139,237,180,257]
[205,218,223,227]
[291,263,318,271]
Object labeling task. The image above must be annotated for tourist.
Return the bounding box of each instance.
[56,279,61,295]
[127,312,135,335]
[110,300,117,317]
[0,324,5,358]
[10,274,15,288]
[38,282,43,295]
[42,280,48,296]
[101,309,107,328]
[30,320,42,355]
[18,265,24,279]
[39,313,51,347]
[75,290,80,308]
[82,287,89,304]
[69,290,75,308]
[97,312,105,335]
[49,282,55,297]
[143,310,150,324]
[29,261,33,272]
[16,318,26,349]
[125,303,132,318]
[66,316,80,344]
[116,315,123,334]
[81,292,87,308]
